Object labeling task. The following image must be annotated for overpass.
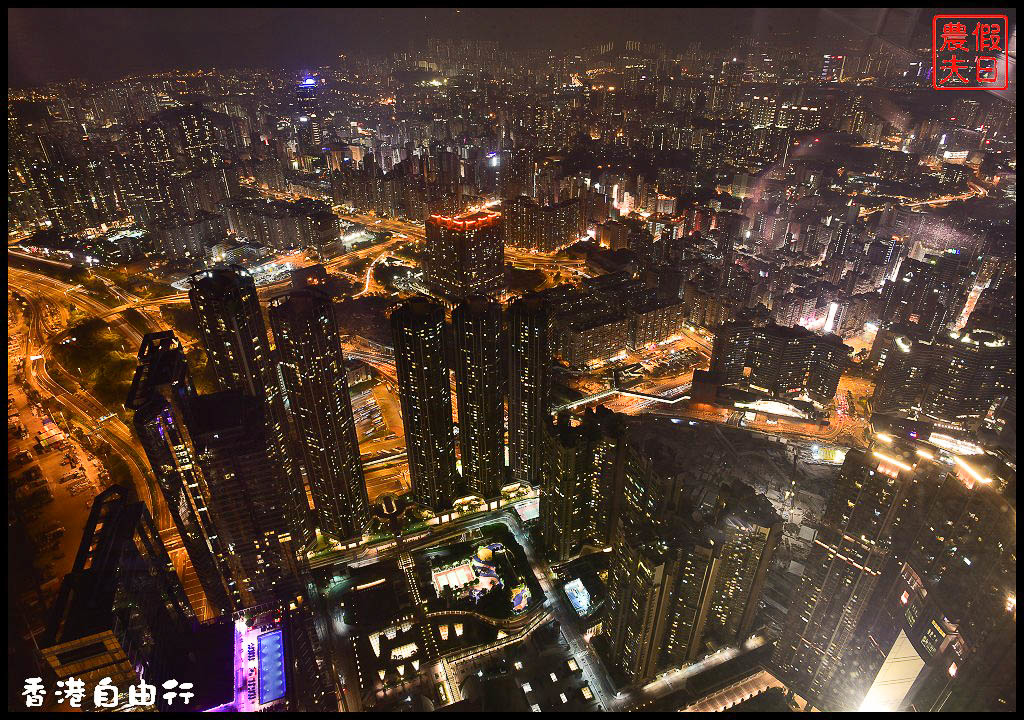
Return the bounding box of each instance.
[8,248,73,269]
[552,382,692,413]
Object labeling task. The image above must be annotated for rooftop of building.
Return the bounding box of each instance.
[125,331,190,411]
[946,327,1012,348]
[168,618,235,711]
[721,317,850,348]
[227,195,334,218]
[268,284,334,312]
[42,496,150,647]
[428,209,501,229]
[187,390,264,438]
[391,295,445,322]
[188,263,255,291]
[716,482,784,532]
[454,294,502,316]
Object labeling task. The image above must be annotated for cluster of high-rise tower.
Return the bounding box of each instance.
[391,292,551,508]
[537,411,784,685]
[118,262,1014,712]
[534,410,1015,711]
[61,261,1018,712]
[125,264,553,613]
[771,440,1015,711]
[126,266,367,613]
[39,485,338,712]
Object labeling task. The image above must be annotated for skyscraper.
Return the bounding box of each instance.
[40,485,195,710]
[296,75,320,113]
[820,54,846,82]
[424,209,505,301]
[452,296,505,500]
[582,408,629,548]
[709,319,850,406]
[391,297,458,512]
[870,326,1015,430]
[772,446,917,708]
[295,75,323,149]
[189,265,309,541]
[503,195,585,252]
[539,408,628,561]
[269,288,369,540]
[188,390,297,604]
[188,265,274,397]
[540,415,592,562]
[508,295,550,488]
[126,331,235,614]
[921,328,1014,429]
[870,325,938,413]
[836,449,1016,711]
[602,424,781,684]
[605,509,720,684]
[878,254,976,336]
[707,483,783,644]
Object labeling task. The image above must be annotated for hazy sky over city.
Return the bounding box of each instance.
[9,8,813,86]
[8,8,1007,87]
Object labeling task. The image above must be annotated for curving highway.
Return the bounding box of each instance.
[8,266,177,538]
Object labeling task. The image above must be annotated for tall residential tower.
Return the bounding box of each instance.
[508,295,550,487]
[189,265,309,541]
[269,288,370,540]
[391,297,458,512]
[424,209,505,301]
[452,296,505,500]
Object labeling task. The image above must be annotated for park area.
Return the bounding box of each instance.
[416,524,542,620]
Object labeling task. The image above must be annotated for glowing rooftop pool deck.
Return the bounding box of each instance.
[258,629,286,706]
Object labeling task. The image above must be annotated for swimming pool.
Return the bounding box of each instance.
[257,629,286,706]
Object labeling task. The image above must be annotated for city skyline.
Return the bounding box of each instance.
[6,8,864,87]
[8,7,1015,714]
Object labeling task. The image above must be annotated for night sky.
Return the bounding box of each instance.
[9,8,813,87]
[8,8,997,88]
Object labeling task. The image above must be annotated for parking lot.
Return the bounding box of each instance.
[9,321,107,595]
